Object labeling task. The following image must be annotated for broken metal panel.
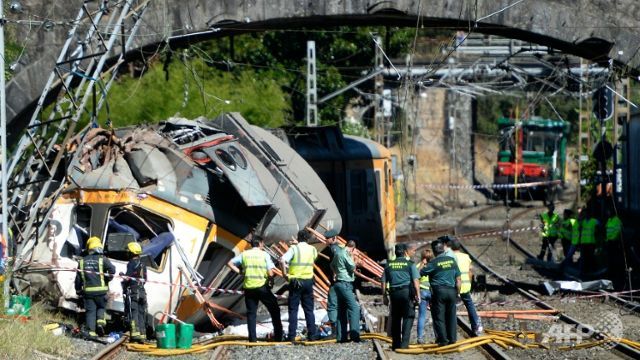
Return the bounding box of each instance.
[252,125,342,232]
[200,144,272,207]
[214,113,342,234]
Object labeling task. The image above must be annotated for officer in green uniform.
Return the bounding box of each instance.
[420,240,461,346]
[538,203,560,261]
[330,239,361,342]
[382,244,420,350]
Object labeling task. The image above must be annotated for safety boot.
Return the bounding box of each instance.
[96,319,107,336]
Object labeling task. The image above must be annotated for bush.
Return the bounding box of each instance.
[0,302,74,359]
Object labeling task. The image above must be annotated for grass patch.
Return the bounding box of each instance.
[0,302,74,359]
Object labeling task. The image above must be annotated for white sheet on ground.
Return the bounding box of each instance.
[222,307,328,338]
[542,279,613,295]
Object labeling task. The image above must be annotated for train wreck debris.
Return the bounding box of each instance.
[19,113,341,330]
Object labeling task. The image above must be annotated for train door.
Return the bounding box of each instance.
[37,200,92,310]
[101,203,207,318]
[382,159,396,257]
[346,162,381,256]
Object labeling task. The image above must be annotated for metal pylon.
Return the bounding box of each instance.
[5,0,150,268]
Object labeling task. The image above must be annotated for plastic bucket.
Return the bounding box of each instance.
[156,323,176,349]
[176,323,194,349]
[7,295,30,316]
[18,295,31,316]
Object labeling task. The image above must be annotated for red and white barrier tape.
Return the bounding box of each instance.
[17,259,329,301]
[421,180,561,190]
[407,226,539,246]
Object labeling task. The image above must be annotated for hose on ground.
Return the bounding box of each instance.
[123,330,640,356]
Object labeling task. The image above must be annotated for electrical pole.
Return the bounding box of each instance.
[1,0,10,307]
[306,40,318,126]
[577,59,589,206]
[373,36,384,143]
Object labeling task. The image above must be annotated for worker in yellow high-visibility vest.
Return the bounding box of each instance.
[578,207,599,273]
[605,208,624,280]
[450,238,483,336]
[538,203,560,261]
[416,248,434,344]
[227,234,283,342]
[281,229,318,341]
[559,209,577,258]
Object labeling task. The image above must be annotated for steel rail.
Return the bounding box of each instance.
[411,227,512,359]
[456,226,640,358]
[495,204,640,315]
[90,336,128,360]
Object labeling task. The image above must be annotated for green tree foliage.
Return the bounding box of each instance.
[100,27,415,129]
[99,58,289,128]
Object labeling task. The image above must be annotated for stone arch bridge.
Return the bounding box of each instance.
[6,0,640,125]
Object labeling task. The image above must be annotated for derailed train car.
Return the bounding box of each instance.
[22,113,341,329]
[277,126,396,260]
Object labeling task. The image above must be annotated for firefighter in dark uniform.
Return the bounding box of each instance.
[420,240,461,346]
[382,244,420,350]
[75,236,116,338]
[122,242,147,342]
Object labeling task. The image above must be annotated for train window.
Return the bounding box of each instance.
[197,243,236,291]
[62,205,92,257]
[259,140,283,163]
[105,205,173,271]
[216,149,237,171]
[350,170,367,214]
[228,146,247,169]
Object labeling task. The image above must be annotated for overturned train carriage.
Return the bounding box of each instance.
[22,113,341,329]
[276,126,396,260]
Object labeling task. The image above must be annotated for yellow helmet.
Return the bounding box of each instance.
[127,242,142,255]
[87,236,102,250]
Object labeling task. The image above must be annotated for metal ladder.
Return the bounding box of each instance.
[5,0,151,269]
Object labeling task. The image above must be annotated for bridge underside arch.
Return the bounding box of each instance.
[7,0,639,130]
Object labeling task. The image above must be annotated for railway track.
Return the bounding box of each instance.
[90,336,128,360]
[360,297,509,360]
[406,212,512,359]
[492,204,640,317]
[397,227,455,243]
[454,203,640,359]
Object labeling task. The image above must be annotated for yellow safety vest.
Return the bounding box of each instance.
[241,248,269,289]
[568,219,580,246]
[79,257,108,293]
[454,252,472,294]
[289,243,317,280]
[540,212,560,237]
[580,218,598,245]
[606,217,622,242]
[417,264,430,290]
